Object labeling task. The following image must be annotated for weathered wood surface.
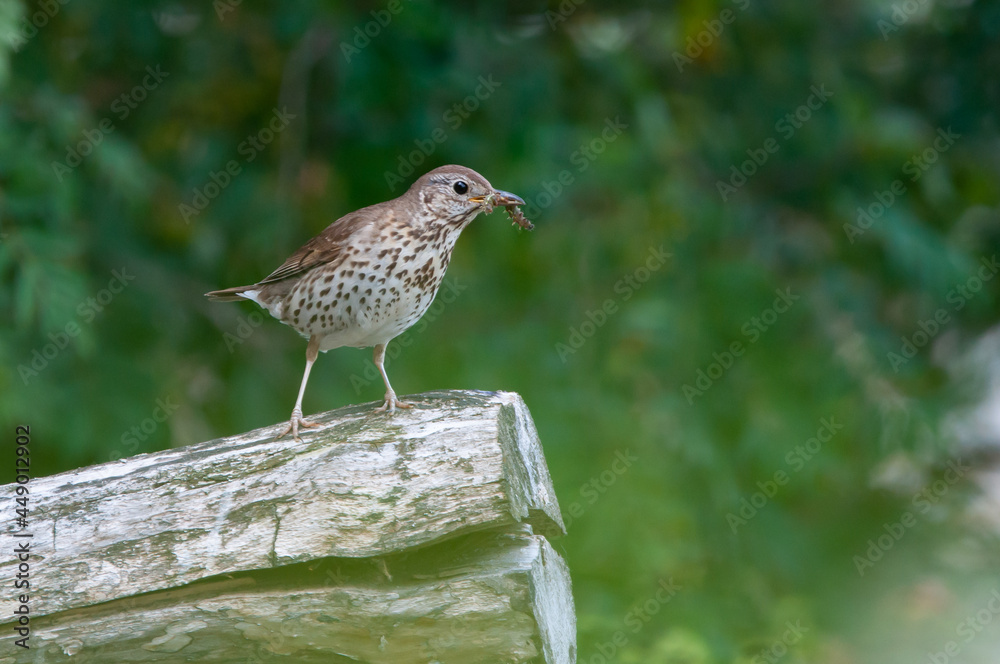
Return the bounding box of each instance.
[0,390,563,619]
[8,526,574,664]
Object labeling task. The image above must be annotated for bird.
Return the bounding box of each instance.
[205,165,527,440]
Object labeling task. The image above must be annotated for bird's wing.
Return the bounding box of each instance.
[257,207,382,285]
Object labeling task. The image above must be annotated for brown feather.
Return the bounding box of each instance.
[205,205,384,302]
[204,286,255,301]
[258,207,380,285]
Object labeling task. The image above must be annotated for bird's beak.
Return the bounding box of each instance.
[469,190,524,212]
[490,190,525,207]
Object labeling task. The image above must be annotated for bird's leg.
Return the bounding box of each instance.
[278,335,322,441]
[373,342,413,413]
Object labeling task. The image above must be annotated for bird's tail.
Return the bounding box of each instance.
[205,285,256,302]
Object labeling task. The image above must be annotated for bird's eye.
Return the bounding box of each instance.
[453,181,468,195]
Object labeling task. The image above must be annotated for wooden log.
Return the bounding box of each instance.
[1,390,574,663]
[10,526,574,663]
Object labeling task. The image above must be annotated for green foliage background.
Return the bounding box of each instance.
[3,0,1000,661]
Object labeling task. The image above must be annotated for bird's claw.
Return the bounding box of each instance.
[375,392,413,413]
[277,409,320,442]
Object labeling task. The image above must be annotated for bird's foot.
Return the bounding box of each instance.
[277,408,320,442]
[375,391,413,413]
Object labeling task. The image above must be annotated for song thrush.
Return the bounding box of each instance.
[206,165,527,440]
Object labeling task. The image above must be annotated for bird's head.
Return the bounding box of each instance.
[410,165,524,227]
